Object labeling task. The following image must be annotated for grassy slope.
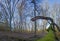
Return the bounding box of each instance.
[37,30,55,41]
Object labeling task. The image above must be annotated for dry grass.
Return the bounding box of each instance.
[56,32,60,38]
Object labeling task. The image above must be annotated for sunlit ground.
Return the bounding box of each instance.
[37,30,55,41]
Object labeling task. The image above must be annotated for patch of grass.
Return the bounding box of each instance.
[37,30,55,41]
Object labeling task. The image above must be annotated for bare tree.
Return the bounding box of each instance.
[17,0,26,32]
[0,0,19,31]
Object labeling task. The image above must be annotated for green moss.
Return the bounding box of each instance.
[37,30,55,41]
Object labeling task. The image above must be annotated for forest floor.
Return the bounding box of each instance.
[0,30,60,41]
[0,31,47,41]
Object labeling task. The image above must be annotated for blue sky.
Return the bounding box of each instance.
[49,0,60,3]
[49,0,60,5]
